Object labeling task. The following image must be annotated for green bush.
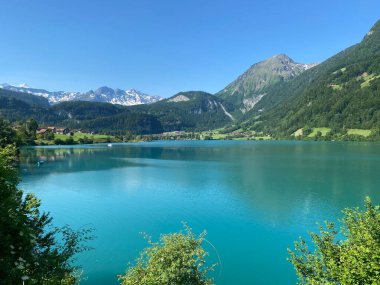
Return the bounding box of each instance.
[118,225,215,285]
[289,197,380,284]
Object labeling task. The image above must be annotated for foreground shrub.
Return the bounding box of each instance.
[119,225,215,285]
[289,197,380,284]
[0,145,92,284]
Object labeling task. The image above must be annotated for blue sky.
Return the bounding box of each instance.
[0,0,379,97]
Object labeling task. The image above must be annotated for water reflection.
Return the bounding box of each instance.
[19,141,380,285]
[215,141,380,227]
[20,141,380,226]
[20,145,149,177]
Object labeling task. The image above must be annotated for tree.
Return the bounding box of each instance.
[288,197,380,285]
[65,137,74,145]
[314,131,322,140]
[0,145,92,284]
[0,118,17,147]
[16,118,39,145]
[43,131,55,141]
[26,118,38,138]
[118,225,215,285]
[302,126,312,137]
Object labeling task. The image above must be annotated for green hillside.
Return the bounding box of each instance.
[0,89,59,123]
[2,20,380,140]
[131,91,236,132]
[49,101,163,135]
[0,89,235,135]
[0,88,50,107]
[244,20,380,138]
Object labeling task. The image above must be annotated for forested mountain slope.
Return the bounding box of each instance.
[245,20,380,137]
[132,91,235,131]
[0,89,235,134]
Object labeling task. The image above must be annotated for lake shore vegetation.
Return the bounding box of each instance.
[289,197,380,284]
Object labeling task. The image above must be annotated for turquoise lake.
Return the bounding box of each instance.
[19,140,380,285]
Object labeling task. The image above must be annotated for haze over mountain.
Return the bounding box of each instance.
[216,54,318,113]
[0,84,163,106]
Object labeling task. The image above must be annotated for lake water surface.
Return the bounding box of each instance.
[20,140,380,285]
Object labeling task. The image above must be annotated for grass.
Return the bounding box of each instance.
[37,132,118,145]
[296,127,372,139]
[308,128,331,137]
[330,84,343,91]
[333,67,347,74]
[211,133,228,139]
[360,73,380,88]
[347,129,371,137]
[55,132,111,141]
[34,139,56,145]
[252,136,271,140]
[197,128,272,140]
[294,128,303,137]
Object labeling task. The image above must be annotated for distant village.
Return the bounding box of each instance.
[36,127,97,136]
[37,127,72,135]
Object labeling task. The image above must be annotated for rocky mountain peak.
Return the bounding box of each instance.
[270,53,294,62]
[217,54,318,113]
[95,86,115,95]
[0,84,163,106]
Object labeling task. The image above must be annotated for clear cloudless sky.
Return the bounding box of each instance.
[0,0,379,97]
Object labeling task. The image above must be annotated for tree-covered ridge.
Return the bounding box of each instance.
[0,88,71,126]
[0,90,234,135]
[0,88,50,108]
[244,20,380,138]
[132,91,236,132]
[47,101,163,135]
[2,20,380,140]
[55,91,235,133]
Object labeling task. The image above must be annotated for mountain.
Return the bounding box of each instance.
[82,87,162,106]
[0,87,50,108]
[216,54,317,113]
[0,89,164,135]
[49,91,236,133]
[245,20,380,138]
[0,88,54,123]
[4,20,380,138]
[50,91,234,134]
[131,91,236,132]
[0,88,235,134]
[50,101,163,134]
[0,84,163,106]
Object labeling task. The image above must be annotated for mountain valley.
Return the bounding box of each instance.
[1,20,380,140]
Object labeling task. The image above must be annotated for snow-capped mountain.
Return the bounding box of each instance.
[83,87,162,105]
[0,83,163,106]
